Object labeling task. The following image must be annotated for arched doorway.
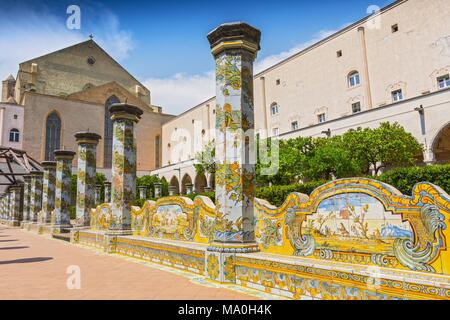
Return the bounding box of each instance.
[432,123,450,163]
[45,111,61,161]
[104,95,120,168]
[194,173,207,193]
[181,174,192,194]
[169,176,180,195]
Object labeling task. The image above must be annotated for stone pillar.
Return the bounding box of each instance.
[423,149,436,165]
[1,194,7,221]
[29,171,43,223]
[52,150,76,232]
[168,186,177,196]
[0,194,4,220]
[206,22,261,283]
[138,186,147,199]
[95,185,102,205]
[22,175,32,224]
[6,191,12,221]
[9,185,22,226]
[75,132,101,227]
[204,187,212,193]
[40,161,57,224]
[104,182,111,203]
[108,103,143,236]
[186,183,194,195]
[154,183,162,199]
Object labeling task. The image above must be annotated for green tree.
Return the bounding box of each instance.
[342,122,423,175]
[194,140,216,176]
[257,136,314,185]
[305,136,360,180]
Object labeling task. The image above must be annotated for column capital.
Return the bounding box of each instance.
[207,22,261,57]
[30,170,44,177]
[104,181,111,186]
[41,161,57,169]
[75,132,102,145]
[9,184,22,191]
[109,103,143,122]
[54,150,76,160]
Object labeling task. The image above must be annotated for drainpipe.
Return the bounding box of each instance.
[358,26,373,109]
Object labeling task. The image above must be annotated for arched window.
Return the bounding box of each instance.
[9,128,19,142]
[104,95,120,168]
[45,112,61,161]
[270,102,279,116]
[348,71,360,87]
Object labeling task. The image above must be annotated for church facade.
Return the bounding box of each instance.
[1,40,174,178]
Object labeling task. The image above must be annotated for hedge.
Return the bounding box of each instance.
[255,181,327,207]
[377,164,450,195]
[69,165,450,216]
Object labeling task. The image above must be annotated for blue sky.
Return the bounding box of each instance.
[0,0,393,114]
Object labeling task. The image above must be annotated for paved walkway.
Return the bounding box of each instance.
[0,226,256,300]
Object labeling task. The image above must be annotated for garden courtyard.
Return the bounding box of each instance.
[0,226,263,300]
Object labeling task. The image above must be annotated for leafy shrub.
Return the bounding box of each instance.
[256,180,326,207]
[378,164,450,195]
[184,192,215,202]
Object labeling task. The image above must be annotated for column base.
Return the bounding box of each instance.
[207,241,260,253]
[70,226,91,243]
[50,224,73,235]
[23,221,39,231]
[7,220,20,227]
[205,242,259,283]
[103,229,132,253]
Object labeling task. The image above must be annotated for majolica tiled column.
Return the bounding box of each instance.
[108,103,143,236]
[6,191,12,221]
[154,183,162,199]
[206,22,261,283]
[138,186,147,199]
[9,185,22,226]
[104,182,111,203]
[22,175,32,224]
[52,150,76,232]
[75,132,101,227]
[0,194,4,220]
[29,171,43,223]
[95,185,102,205]
[40,161,57,224]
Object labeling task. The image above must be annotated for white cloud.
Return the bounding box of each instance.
[144,72,215,115]
[146,28,340,115]
[0,6,133,80]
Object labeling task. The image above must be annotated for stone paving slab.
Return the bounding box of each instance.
[0,226,259,300]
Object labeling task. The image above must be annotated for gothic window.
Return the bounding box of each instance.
[45,112,61,161]
[104,95,120,168]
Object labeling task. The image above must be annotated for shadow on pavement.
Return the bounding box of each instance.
[0,239,18,242]
[0,246,29,250]
[0,257,53,265]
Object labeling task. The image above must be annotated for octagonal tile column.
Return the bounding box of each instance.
[52,150,76,232]
[40,161,57,224]
[75,132,101,227]
[205,22,261,283]
[108,103,143,236]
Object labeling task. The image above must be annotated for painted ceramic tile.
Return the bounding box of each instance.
[303,193,414,256]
